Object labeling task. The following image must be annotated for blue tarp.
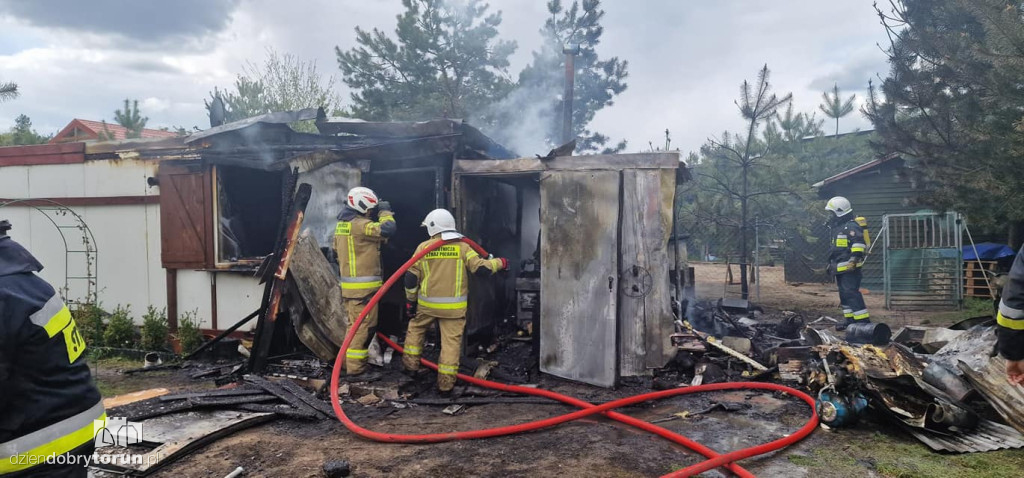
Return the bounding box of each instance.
[963,242,1016,261]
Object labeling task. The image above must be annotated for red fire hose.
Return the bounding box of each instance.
[330,238,819,477]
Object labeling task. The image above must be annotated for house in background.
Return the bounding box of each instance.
[797,154,966,310]
[0,138,186,323]
[49,118,179,144]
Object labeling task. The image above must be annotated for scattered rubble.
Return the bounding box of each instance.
[92,294,1023,476]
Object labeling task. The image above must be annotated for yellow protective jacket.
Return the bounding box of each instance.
[404,238,503,318]
[333,208,396,298]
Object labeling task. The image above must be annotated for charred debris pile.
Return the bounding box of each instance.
[670,297,1024,453]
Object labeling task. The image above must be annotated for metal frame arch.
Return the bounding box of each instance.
[0,199,99,305]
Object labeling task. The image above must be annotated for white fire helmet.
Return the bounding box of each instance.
[825,196,853,217]
[421,209,462,240]
[347,187,379,214]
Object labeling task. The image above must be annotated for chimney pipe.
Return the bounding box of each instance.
[562,43,580,145]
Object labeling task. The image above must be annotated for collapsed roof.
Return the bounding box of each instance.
[182,108,516,171]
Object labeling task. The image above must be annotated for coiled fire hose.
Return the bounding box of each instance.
[330,238,819,477]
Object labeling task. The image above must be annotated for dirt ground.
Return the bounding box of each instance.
[692,263,976,329]
[92,358,1024,478]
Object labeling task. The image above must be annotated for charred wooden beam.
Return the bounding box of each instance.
[250,183,312,373]
[235,403,320,420]
[277,378,336,419]
[244,375,321,417]
[159,387,264,402]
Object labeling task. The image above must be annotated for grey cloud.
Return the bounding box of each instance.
[0,0,240,47]
[115,58,182,74]
[807,55,889,93]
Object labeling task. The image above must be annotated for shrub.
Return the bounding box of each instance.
[71,302,105,347]
[140,306,169,351]
[177,310,205,355]
[102,305,136,348]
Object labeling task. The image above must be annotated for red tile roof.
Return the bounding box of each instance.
[49,118,179,144]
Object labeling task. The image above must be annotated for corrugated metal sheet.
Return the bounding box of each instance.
[959,356,1024,434]
[903,419,1024,453]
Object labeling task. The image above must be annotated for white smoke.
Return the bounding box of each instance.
[478,77,563,157]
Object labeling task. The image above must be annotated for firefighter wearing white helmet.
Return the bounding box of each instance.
[334,186,396,381]
[825,196,871,330]
[402,208,509,394]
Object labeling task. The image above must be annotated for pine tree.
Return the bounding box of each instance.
[864,0,1024,243]
[818,83,855,136]
[510,0,628,153]
[0,81,17,103]
[336,0,516,121]
[114,99,148,138]
[694,65,792,299]
[10,115,49,144]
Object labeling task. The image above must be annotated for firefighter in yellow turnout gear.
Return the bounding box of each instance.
[334,187,395,380]
[402,209,508,393]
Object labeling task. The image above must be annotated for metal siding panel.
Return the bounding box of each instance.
[619,170,675,375]
[297,162,361,251]
[540,170,619,387]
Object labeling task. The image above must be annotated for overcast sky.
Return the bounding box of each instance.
[0,0,891,154]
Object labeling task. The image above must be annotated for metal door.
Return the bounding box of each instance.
[539,170,620,387]
[883,212,963,310]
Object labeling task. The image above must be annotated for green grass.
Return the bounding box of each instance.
[787,430,1024,478]
[90,356,158,398]
[930,297,995,326]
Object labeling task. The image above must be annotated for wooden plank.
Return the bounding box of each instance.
[103,388,170,408]
[275,378,336,418]
[539,170,620,387]
[288,234,349,347]
[83,135,187,155]
[285,276,339,361]
[0,142,85,166]
[454,152,680,175]
[244,374,321,417]
[618,169,675,376]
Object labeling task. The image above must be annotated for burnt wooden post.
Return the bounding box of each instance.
[250,183,312,373]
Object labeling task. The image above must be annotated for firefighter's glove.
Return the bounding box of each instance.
[498,257,509,270]
[377,200,392,212]
[405,301,417,319]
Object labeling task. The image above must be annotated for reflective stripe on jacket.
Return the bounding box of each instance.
[0,235,104,473]
[405,237,503,319]
[333,209,395,298]
[997,245,1024,360]
[1,401,105,473]
[829,218,866,273]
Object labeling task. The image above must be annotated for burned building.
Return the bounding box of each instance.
[153,109,689,387]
